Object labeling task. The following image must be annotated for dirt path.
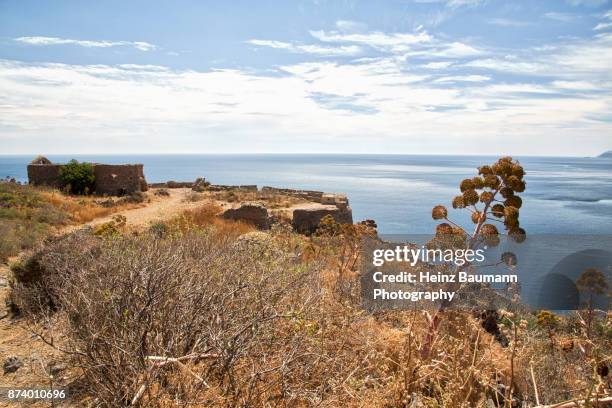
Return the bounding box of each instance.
[63,188,216,233]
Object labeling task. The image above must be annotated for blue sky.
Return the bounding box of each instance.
[0,0,611,155]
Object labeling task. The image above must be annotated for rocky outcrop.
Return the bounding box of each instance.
[292,206,353,235]
[222,203,270,229]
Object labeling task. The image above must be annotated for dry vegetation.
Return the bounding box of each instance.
[0,182,145,262]
[6,202,611,407]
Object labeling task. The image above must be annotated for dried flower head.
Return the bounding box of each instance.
[432,205,448,220]
[452,227,466,237]
[436,223,454,236]
[463,189,479,206]
[472,176,485,189]
[452,195,465,209]
[491,204,505,218]
[515,180,526,192]
[478,165,493,176]
[501,251,517,266]
[471,211,484,224]
[484,175,500,189]
[504,206,519,219]
[481,223,500,246]
[504,217,519,229]
[511,164,525,179]
[500,187,514,199]
[481,224,499,236]
[480,191,494,204]
[504,195,522,209]
[460,178,476,192]
[492,160,512,177]
[509,227,526,243]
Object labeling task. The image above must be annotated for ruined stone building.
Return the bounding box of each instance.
[27,156,148,196]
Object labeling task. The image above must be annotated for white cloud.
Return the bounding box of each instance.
[1,58,610,155]
[14,36,156,51]
[308,28,482,58]
[309,30,433,53]
[463,31,612,78]
[594,22,612,30]
[245,39,361,56]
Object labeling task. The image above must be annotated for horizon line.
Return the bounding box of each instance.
[0,152,606,158]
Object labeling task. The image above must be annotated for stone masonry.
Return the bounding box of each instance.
[27,157,147,196]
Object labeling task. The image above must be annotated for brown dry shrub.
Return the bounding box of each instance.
[13,228,324,406]
[169,203,255,238]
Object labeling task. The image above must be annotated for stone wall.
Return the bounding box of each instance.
[292,206,353,235]
[222,203,270,229]
[27,161,147,196]
[94,164,147,196]
[27,164,63,188]
[261,186,325,202]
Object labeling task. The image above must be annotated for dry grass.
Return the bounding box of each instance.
[40,190,143,223]
[167,202,255,237]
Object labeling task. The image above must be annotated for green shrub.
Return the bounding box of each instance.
[59,159,95,195]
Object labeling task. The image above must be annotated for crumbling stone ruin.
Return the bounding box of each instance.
[27,156,148,196]
[292,206,353,235]
[222,203,271,230]
[204,182,354,233]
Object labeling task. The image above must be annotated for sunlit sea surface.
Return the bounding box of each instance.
[1,154,611,234]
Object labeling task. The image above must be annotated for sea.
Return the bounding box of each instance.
[1,154,610,235]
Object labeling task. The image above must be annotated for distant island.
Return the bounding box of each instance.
[598,150,612,158]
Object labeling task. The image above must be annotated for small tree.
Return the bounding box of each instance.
[431,156,527,247]
[576,267,609,342]
[423,157,527,356]
[59,159,95,195]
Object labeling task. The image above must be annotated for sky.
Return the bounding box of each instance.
[0,0,611,156]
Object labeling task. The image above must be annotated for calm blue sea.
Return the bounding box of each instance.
[1,154,611,235]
